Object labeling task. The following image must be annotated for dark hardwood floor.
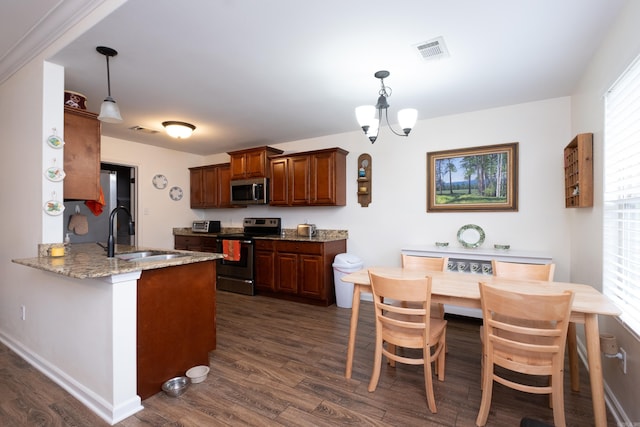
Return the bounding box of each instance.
[0,291,617,426]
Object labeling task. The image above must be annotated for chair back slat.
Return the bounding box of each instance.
[491,260,555,281]
[402,254,448,272]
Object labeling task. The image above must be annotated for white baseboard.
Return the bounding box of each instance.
[0,332,143,425]
[576,338,631,426]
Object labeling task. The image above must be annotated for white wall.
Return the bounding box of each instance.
[570,0,640,423]
[190,97,572,279]
[98,97,572,279]
[101,136,205,249]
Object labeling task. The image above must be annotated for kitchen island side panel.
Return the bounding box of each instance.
[137,261,216,399]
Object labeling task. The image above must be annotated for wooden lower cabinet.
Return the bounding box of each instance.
[256,239,347,306]
[255,240,275,292]
[174,235,217,252]
[137,261,216,399]
[174,235,203,251]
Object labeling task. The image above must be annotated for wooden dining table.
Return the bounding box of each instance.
[341,267,621,427]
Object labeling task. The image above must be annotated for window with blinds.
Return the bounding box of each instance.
[603,54,640,336]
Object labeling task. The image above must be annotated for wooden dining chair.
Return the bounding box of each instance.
[491,260,580,392]
[401,254,448,318]
[491,260,555,281]
[367,269,447,413]
[476,282,574,427]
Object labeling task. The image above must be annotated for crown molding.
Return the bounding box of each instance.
[0,0,106,85]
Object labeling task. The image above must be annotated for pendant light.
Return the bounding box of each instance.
[96,46,123,123]
[355,70,417,143]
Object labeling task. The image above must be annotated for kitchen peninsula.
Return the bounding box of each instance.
[12,244,222,424]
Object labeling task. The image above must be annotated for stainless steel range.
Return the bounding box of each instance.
[215,218,281,295]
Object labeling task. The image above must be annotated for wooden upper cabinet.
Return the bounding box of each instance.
[189,167,205,208]
[270,147,348,206]
[312,149,345,205]
[229,146,283,180]
[63,106,101,200]
[217,163,232,207]
[189,163,234,208]
[290,155,311,205]
[202,166,219,207]
[269,158,289,205]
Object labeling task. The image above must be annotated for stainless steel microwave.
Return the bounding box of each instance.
[230,177,269,205]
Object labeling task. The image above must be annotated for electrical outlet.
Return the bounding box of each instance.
[20,305,26,321]
[619,347,627,374]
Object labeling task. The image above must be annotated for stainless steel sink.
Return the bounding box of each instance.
[115,251,187,262]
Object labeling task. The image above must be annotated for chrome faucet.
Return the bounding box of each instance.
[107,206,135,257]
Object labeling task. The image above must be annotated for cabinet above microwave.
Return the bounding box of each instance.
[228,146,283,180]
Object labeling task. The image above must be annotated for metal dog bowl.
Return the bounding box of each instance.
[161,376,190,397]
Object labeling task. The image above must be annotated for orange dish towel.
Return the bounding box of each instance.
[85,186,105,216]
[223,240,241,261]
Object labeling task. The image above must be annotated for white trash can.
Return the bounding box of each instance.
[332,253,364,308]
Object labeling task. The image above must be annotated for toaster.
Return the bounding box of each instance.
[297,223,317,237]
[192,220,221,233]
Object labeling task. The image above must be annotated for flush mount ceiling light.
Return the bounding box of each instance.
[96,46,123,123]
[355,70,417,144]
[162,121,196,139]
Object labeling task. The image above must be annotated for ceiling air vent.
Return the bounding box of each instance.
[129,125,160,134]
[415,37,450,61]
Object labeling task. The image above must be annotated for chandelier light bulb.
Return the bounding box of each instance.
[397,108,418,135]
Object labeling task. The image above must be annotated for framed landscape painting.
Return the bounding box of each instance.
[427,142,518,212]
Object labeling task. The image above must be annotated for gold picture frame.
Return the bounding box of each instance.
[427,142,518,212]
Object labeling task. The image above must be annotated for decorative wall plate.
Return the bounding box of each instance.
[152,174,168,189]
[169,186,183,201]
[457,224,485,248]
[44,167,66,182]
[43,200,65,215]
[46,135,64,149]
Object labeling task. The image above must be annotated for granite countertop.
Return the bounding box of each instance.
[12,243,222,280]
[173,227,348,242]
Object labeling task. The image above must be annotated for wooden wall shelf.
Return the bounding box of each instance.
[564,133,593,208]
[357,153,372,207]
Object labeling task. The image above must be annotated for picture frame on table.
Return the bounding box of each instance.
[427,142,518,212]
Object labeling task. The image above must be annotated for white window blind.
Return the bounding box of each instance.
[603,54,640,336]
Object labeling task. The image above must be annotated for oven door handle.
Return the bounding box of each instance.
[216,239,253,244]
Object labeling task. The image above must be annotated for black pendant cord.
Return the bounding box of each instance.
[105,56,112,97]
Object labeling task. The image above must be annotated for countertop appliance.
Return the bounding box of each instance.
[297,223,317,237]
[230,177,269,205]
[192,220,221,233]
[215,217,281,295]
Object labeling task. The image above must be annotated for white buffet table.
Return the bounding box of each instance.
[400,245,553,317]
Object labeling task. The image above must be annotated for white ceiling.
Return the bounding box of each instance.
[2,0,626,155]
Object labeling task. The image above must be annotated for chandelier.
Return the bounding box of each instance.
[355,70,417,143]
